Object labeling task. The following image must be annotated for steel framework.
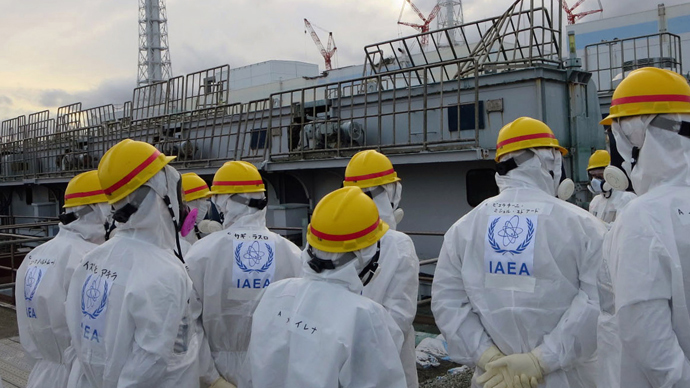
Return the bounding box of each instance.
[368,0,564,78]
[138,0,173,86]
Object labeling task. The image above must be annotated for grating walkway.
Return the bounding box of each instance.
[0,337,30,388]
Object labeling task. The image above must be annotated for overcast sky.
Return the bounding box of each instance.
[0,0,680,121]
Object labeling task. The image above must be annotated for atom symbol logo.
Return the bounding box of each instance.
[243,241,266,267]
[26,269,36,288]
[497,215,524,246]
[24,267,42,301]
[85,278,102,308]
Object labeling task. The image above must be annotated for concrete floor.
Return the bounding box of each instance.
[0,307,18,340]
[0,307,28,388]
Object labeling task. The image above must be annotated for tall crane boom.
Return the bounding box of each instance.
[562,0,603,24]
[304,18,337,71]
[397,0,442,48]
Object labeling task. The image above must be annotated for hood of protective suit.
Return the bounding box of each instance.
[612,114,690,196]
[61,203,110,244]
[213,192,266,229]
[301,242,379,294]
[367,182,402,230]
[495,148,563,196]
[188,198,210,224]
[112,165,182,250]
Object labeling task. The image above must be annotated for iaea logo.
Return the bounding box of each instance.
[488,215,534,255]
[81,274,109,320]
[24,266,43,301]
[235,241,274,273]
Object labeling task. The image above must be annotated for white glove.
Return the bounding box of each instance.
[486,351,544,384]
[513,374,539,388]
[209,377,237,388]
[477,345,505,371]
[477,369,512,388]
[476,345,512,388]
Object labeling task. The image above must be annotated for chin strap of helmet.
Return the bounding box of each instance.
[650,116,690,139]
[230,194,268,210]
[495,152,535,176]
[363,186,385,199]
[112,187,150,223]
[306,246,357,273]
[358,241,381,287]
[59,206,94,225]
[162,194,185,263]
[104,220,116,241]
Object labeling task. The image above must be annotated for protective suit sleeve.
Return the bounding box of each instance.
[612,219,690,386]
[118,277,187,387]
[186,254,205,305]
[588,195,600,214]
[618,300,690,386]
[381,239,419,332]
[15,262,40,361]
[191,286,221,385]
[340,306,406,388]
[534,222,604,373]
[280,237,304,277]
[431,230,494,365]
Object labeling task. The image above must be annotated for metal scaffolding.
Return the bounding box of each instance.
[137,0,173,86]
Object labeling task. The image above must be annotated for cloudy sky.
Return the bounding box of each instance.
[0,0,681,121]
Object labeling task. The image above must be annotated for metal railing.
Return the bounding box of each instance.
[0,219,58,300]
[0,58,483,180]
[0,0,565,181]
[584,32,683,94]
[266,58,481,161]
[364,0,563,79]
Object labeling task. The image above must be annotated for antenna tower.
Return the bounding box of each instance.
[138,0,173,86]
[436,1,464,45]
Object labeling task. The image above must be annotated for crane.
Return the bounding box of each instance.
[562,0,603,25]
[304,18,337,71]
[398,0,442,48]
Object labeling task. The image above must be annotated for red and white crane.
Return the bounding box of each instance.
[398,0,442,48]
[304,18,337,71]
[562,0,603,25]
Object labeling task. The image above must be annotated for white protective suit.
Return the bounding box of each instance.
[178,239,222,387]
[599,114,690,387]
[65,166,202,388]
[185,192,302,387]
[363,182,420,388]
[15,203,108,388]
[183,198,211,245]
[248,247,407,388]
[588,189,636,224]
[431,149,606,388]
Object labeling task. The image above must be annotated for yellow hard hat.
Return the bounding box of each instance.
[601,67,690,125]
[343,150,400,189]
[64,170,108,208]
[98,139,176,204]
[587,150,610,171]
[181,173,210,202]
[210,161,266,195]
[495,117,568,161]
[307,186,389,253]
